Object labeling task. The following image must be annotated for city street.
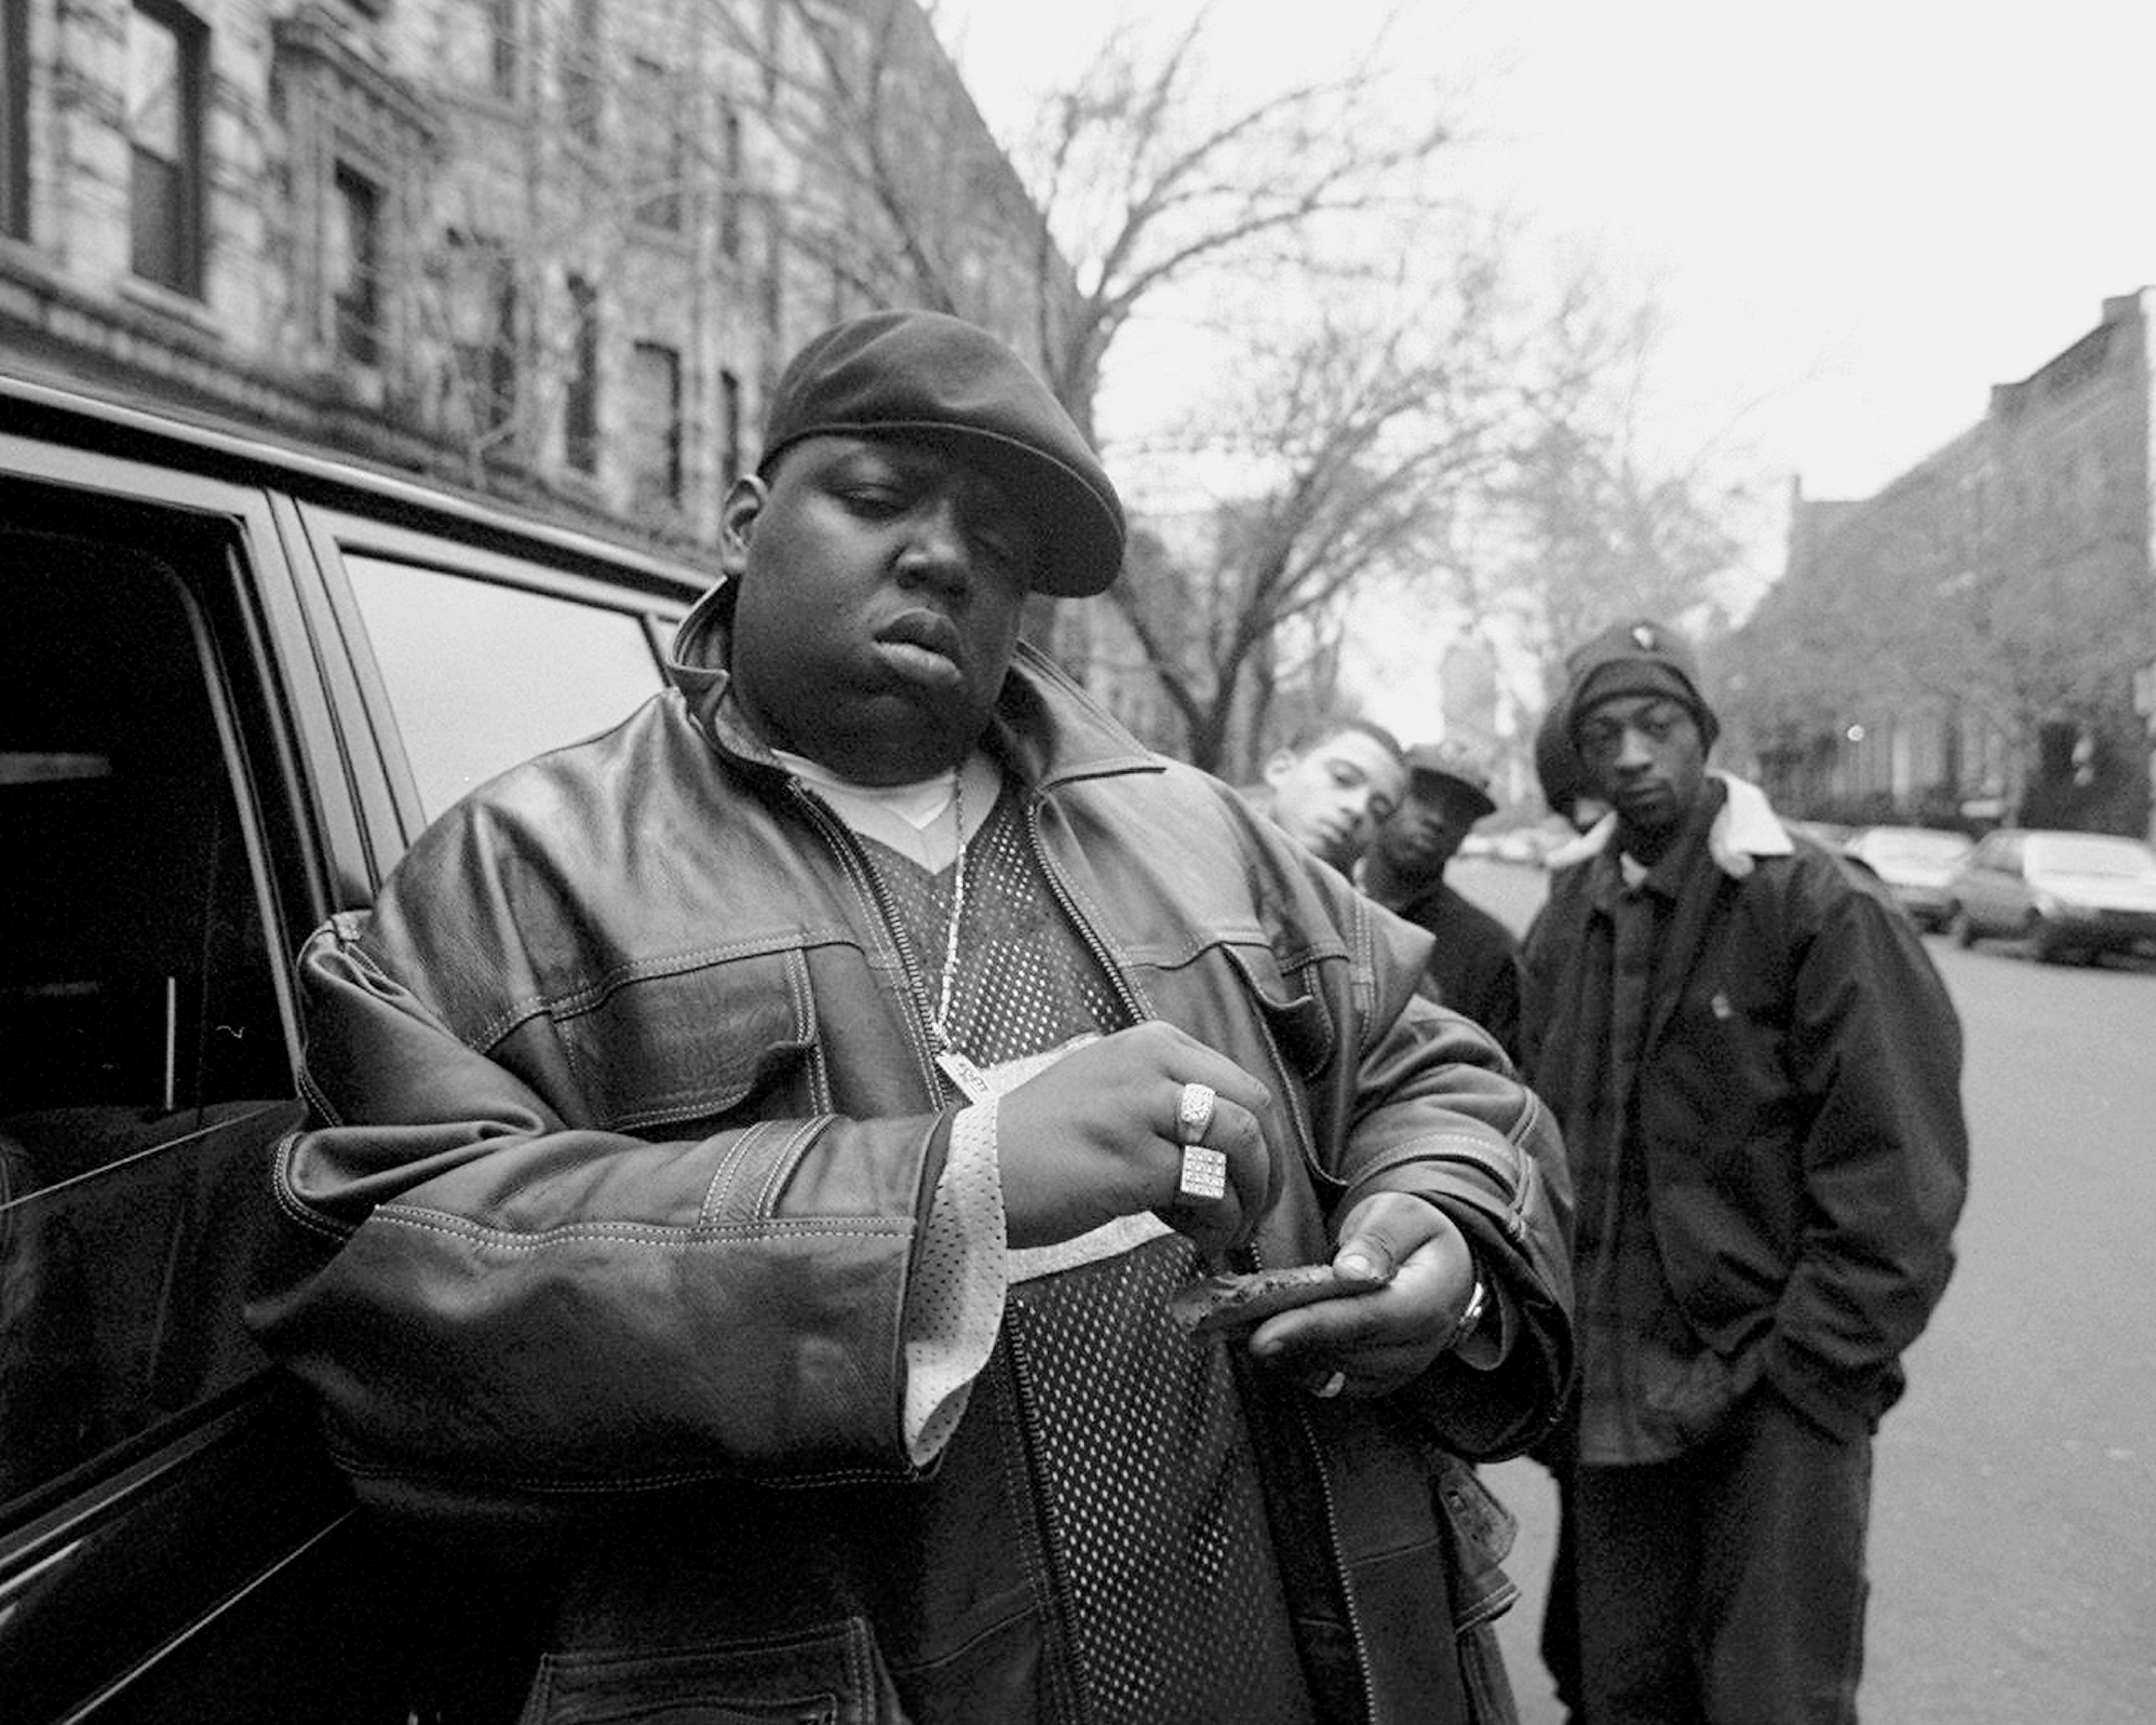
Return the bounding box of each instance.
[1447,856,2156,1725]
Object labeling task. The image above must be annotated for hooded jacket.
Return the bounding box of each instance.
[249,588,1574,1724]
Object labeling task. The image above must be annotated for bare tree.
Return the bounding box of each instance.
[1465,281,1746,694]
[1112,269,1518,772]
[1010,5,1457,444]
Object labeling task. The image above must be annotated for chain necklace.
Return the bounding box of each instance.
[926,770,995,1103]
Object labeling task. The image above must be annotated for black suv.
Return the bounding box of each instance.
[0,374,709,1721]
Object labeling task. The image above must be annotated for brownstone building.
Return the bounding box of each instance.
[1,0,1071,559]
[1728,290,2156,840]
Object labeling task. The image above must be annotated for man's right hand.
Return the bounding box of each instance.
[995,1021,1276,1256]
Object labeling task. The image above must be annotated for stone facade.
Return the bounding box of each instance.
[0,0,1071,558]
[1731,292,2156,840]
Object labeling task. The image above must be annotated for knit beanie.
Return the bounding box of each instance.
[1562,620,1720,748]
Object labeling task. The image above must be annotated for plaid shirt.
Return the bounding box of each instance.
[1569,786,1759,1465]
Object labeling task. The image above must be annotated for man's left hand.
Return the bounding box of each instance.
[1243,1193,1482,1399]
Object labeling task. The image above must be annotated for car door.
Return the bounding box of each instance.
[0,464,422,1722]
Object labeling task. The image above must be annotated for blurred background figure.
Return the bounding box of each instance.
[1244,717,1408,875]
[1362,741,1521,1062]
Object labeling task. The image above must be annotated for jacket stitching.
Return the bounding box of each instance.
[465,935,842,1050]
[373,1206,909,1248]
[550,936,838,1024]
[701,1119,775,1224]
[268,1132,358,1242]
[1353,1134,1524,1192]
[755,1117,829,1215]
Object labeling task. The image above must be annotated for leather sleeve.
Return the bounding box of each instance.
[247,912,954,1520]
[1317,872,1577,1460]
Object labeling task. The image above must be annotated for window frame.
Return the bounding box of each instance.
[126,0,207,298]
[2,0,28,241]
[290,500,697,865]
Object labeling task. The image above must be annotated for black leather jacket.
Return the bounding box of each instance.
[249,590,1573,1723]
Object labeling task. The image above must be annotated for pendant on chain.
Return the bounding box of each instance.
[936,1046,994,1105]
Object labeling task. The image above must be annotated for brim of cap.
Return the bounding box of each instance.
[1411,770,1496,819]
[766,421,1124,599]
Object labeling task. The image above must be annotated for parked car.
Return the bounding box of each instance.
[1488,822,1575,868]
[1781,817,1858,853]
[1844,825,1975,931]
[1943,828,2156,963]
[0,371,711,1721]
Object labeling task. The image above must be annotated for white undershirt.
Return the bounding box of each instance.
[772,747,1000,871]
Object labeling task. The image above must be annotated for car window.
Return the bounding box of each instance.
[1,533,294,1510]
[343,554,666,819]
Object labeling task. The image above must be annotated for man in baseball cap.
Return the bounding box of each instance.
[1519,616,1966,1724]
[1360,740,1521,1061]
[254,310,1575,1724]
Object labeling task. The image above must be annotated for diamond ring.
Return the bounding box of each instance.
[1179,1144,1228,1200]
[1175,1081,1217,1144]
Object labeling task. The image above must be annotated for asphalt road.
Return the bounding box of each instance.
[1445,856,2156,1724]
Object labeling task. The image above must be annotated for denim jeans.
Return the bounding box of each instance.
[1566,1386,1873,1725]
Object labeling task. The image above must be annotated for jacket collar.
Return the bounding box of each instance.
[665,579,1162,794]
[1564,769,1793,883]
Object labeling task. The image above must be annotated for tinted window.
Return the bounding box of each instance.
[1,533,292,1508]
[343,553,665,818]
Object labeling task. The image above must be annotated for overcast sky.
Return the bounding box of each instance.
[937,0,2156,733]
[943,0,2156,523]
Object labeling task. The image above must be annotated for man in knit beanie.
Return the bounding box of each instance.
[1519,617,1967,1724]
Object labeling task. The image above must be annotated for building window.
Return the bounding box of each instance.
[628,59,683,231]
[3,0,28,240]
[719,367,742,492]
[564,274,599,474]
[127,0,206,295]
[446,234,519,447]
[626,341,682,507]
[487,254,519,429]
[718,101,742,259]
[489,0,519,101]
[329,162,383,367]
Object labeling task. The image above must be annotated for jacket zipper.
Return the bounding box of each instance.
[1023,793,1153,1029]
[784,780,946,1105]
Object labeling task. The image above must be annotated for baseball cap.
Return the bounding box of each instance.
[1403,740,1497,819]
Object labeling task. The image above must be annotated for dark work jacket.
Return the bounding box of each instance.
[249,585,1574,1725]
[1383,877,1522,1066]
[1520,783,1966,1440]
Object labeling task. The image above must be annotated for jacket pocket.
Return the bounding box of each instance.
[517,1618,903,1725]
[1434,1454,1519,1632]
[1434,1458,1524,1725]
[551,944,819,1134]
[1217,940,1335,1077]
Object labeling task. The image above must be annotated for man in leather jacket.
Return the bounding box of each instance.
[1520,620,1966,1725]
[248,310,1575,1725]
